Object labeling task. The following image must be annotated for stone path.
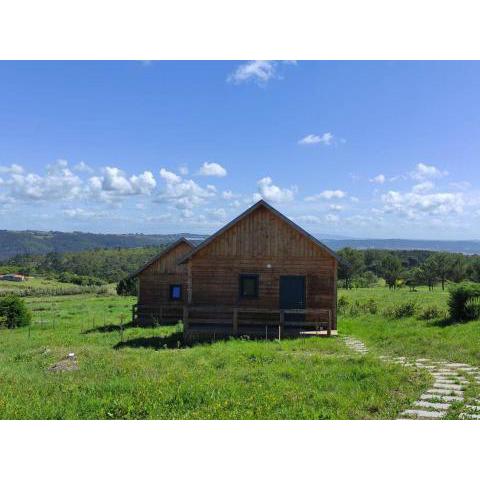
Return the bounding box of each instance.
[343,336,480,420]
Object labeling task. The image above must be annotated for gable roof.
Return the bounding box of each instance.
[126,237,199,279]
[178,199,340,264]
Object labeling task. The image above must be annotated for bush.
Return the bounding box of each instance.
[337,295,349,313]
[117,277,138,296]
[58,272,106,286]
[0,296,32,328]
[345,298,378,316]
[448,282,480,322]
[418,305,446,320]
[384,301,417,319]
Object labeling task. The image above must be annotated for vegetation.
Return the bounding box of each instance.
[447,282,480,323]
[0,296,32,328]
[0,293,432,419]
[116,277,138,296]
[340,286,480,365]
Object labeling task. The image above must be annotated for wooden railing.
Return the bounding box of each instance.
[182,305,333,337]
[132,303,333,337]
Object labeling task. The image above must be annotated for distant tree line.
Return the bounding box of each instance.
[2,246,165,283]
[337,248,480,290]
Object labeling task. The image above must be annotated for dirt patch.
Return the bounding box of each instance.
[48,353,79,373]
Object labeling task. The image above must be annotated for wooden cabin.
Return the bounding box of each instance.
[130,238,201,325]
[130,200,338,340]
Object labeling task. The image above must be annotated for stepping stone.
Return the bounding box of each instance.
[447,363,470,368]
[416,358,430,362]
[432,378,468,385]
[421,394,461,403]
[413,401,450,410]
[401,409,446,419]
[464,405,480,412]
[433,383,464,391]
[427,389,464,397]
[460,413,480,420]
[459,367,478,372]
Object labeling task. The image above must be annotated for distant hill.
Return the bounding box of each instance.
[320,238,480,255]
[1,229,480,261]
[0,230,208,261]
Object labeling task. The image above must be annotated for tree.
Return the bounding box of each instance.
[420,256,439,291]
[405,267,424,291]
[380,254,402,290]
[117,277,138,296]
[337,248,364,289]
[0,296,32,328]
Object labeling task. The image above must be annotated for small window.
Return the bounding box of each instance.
[169,284,182,301]
[239,274,259,298]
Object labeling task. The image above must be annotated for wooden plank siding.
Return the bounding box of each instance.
[186,204,337,337]
[136,240,192,325]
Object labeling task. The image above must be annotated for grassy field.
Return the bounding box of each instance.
[0,276,115,296]
[0,293,431,419]
[340,285,480,365]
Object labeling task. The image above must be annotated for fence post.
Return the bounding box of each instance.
[232,307,238,336]
[327,310,332,337]
[183,305,189,330]
[279,310,284,340]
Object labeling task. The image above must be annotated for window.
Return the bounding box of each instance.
[169,284,182,301]
[239,274,259,298]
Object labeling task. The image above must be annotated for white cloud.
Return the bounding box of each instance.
[382,190,464,219]
[159,168,181,184]
[329,204,343,211]
[207,208,228,221]
[156,168,215,210]
[449,181,471,191]
[8,160,83,201]
[370,174,386,184]
[350,196,359,203]
[325,214,340,223]
[305,190,346,201]
[178,165,189,175]
[0,163,24,174]
[412,181,434,193]
[73,161,94,174]
[222,190,238,200]
[63,208,107,220]
[227,61,276,85]
[198,162,227,177]
[256,177,296,203]
[297,215,322,224]
[90,167,156,197]
[298,132,334,146]
[411,163,448,181]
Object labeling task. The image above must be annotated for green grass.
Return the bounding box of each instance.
[340,286,480,365]
[0,294,429,419]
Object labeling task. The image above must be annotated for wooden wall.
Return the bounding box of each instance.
[138,240,192,306]
[187,204,337,328]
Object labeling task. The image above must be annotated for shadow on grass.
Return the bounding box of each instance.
[83,321,136,334]
[114,332,185,350]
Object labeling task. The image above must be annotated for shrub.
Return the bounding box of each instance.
[0,296,32,328]
[346,298,378,316]
[364,298,378,314]
[384,301,417,319]
[418,305,446,320]
[116,277,138,296]
[58,272,106,286]
[448,282,480,322]
[337,295,349,313]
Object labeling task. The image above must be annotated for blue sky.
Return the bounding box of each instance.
[0,60,479,239]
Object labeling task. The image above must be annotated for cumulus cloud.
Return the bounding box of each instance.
[298,132,334,146]
[198,162,227,177]
[227,61,296,86]
[227,61,276,85]
[0,163,24,174]
[73,161,94,174]
[89,167,156,197]
[411,163,448,181]
[256,177,296,203]
[7,160,82,201]
[63,208,108,220]
[381,190,464,219]
[305,190,346,201]
[156,167,215,210]
[412,181,434,193]
[370,174,386,184]
[178,165,189,175]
